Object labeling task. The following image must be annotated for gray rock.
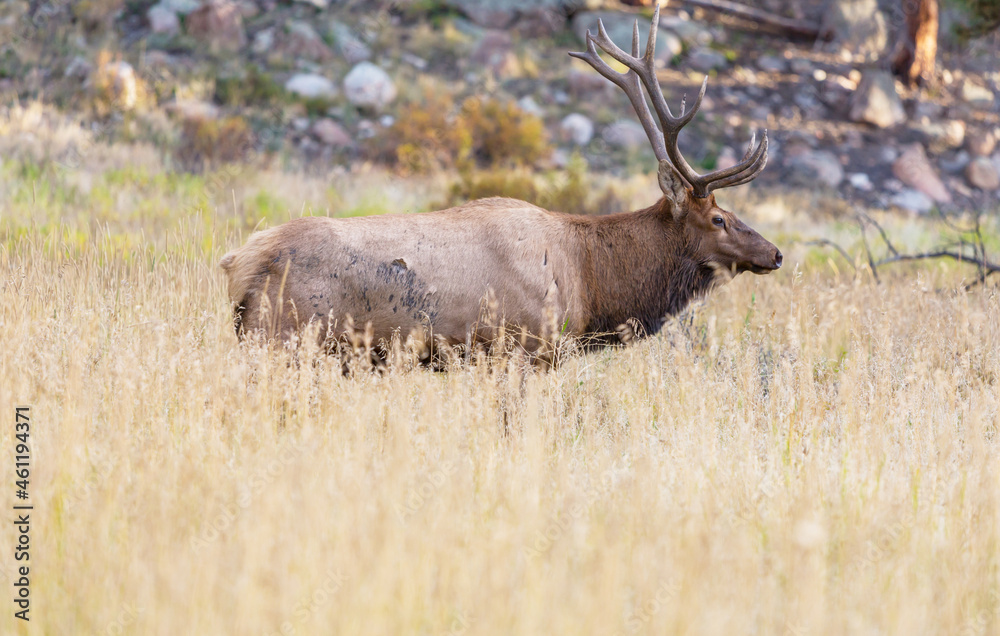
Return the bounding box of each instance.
[252,28,274,55]
[160,0,201,14]
[788,149,844,188]
[789,58,813,75]
[892,142,951,203]
[560,113,594,146]
[965,157,1000,190]
[890,189,934,214]
[312,118,354,148]
[444,0,565,29]
[818,0,888,62]
[602,119,648,150]
[572,12,682,65]
[756,55,787,73]
[962,81,994,108]
[849,172,873,191]
[658,14,713,47]
[939,150,970,174]
[471,30,516,76]
[185,1,246,52]
[917,119,966,151]
[148,4,180,36]
[283,20,334,62]
[285,73,338,100]
[329,21,372,64]
[517,96,543,117]
[967,130,997,157]
[849,70,905,129]
[64,56,92,79]
[687,47,727,73]
[343,62,397,110]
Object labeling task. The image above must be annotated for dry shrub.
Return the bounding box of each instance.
[459,96,549,167]
[378,91,550,172]
[89,50,151,118]
[175,116,253,173]
[448,155,626,215]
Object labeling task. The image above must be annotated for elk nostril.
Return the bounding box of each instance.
[774,250,783,268]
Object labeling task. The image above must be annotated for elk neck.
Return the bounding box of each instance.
[573,198,718,339]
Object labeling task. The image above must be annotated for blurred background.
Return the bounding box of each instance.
[0,0,998,219]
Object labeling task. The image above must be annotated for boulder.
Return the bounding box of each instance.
[687,47,728,73]
[285,73,338,100]
[281,20,334,62]
[147,4,180,36]
[889,188,934,214]
[965,157,1000,190]
[185,1,246,52]
[312,118,354,148]
[849,70,905,129]
[560,113,594,146]
[343,62,397,110]
[787,149,844,188]
[444,0,566,29]
[818,0,888,62]
[966,130,997,157]
[892,143,951,204]
[602,119,648,150]
[329,21,371,64]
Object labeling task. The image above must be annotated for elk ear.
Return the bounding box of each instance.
[657,160,689,216]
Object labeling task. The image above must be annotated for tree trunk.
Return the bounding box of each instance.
[890,0,938,87]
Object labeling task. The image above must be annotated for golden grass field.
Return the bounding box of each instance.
[1,125,998,635]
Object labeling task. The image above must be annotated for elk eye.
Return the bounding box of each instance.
[712,216,725,227]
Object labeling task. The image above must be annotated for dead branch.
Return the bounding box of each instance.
[678,0,820,39]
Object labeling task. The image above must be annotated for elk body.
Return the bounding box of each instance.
[220,7,782,357]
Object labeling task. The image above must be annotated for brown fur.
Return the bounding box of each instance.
[219,163,781,354]
[891,0,938,87]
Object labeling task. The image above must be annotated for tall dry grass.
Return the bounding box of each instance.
[0,158,998,635]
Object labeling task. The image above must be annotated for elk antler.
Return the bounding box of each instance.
[569,4,768,198]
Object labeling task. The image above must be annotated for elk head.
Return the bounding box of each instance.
[570,5,782,277]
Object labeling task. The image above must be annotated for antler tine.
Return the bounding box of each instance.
[703,132,769,193]
[572,6,769,196]
[569,28,668,161]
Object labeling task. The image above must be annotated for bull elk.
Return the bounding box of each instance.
[219,6,781,360]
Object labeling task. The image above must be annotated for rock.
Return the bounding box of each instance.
[567,70,611,97]
[444,0,565,29]
[687,47,727,73]
[965,157,1000,190]
[658,14,713,47]
[329,21,371,64]
[967,130,997,157]
[849,172,873,191]
[849,70,905,129]
[789,58,813,75]
[471,30,517,76]
[756,55,787,73]
[401,52,427,70]
[962,80,994,107]
[166,99,219,120]
[295,0,330,7]
[160,0,201,14]
[918,119,966,151]
[343,62,397,110]
[788,149,844,188]
[516,7,567,37]
[147,4,180,36]
[560,113,594,146]
[312,118,354,148]
[285,73,338,100]
[602,119,648,150]
[818,0,888,62]
[185,1,246,52]
[517,96,543,117]
[282,20,334,62]
[572,12,682,65]
[892,143,951,204]
[252,28,274,55]
[939,150,970,174]
[890,189,934,214]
